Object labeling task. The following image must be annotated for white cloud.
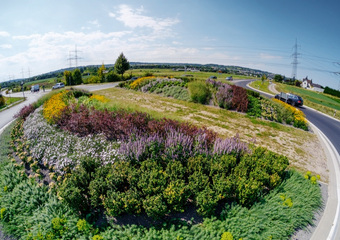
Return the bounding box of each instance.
[0,44,12,49]
[108,12,116,18]
[111,4,179,32]
[0,31,10,37]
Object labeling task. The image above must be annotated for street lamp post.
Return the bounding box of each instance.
[21,81,25,98]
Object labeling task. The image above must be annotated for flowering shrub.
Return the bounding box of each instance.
[207,79,248,112]
[273,99,308,130]
[216,84,233,109]
[14,104,36,120]
[23,109,120,176]
[90,94,109,103]
[43,91,68,124]
[129,76,155,89]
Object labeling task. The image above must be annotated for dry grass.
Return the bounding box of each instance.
[95,87,328,182]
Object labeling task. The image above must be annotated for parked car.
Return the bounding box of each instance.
[52,82,65,90]
[274,92,303,106]
[226,76,233,81]
[31,85,40,92]
[209,76,217,79]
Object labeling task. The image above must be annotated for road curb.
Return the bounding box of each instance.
[309,121,340,240]
[0,119,15,136]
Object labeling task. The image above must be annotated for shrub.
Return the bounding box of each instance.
[57,157,101,216]
[231,85,248,112]
[0,95,5,107]
[43,91,68,124]
[87,76,102,84]
[130,76,155,90]
[247,95,262,117]
[106,72,122,82]
[14,104,36,120]
[188,81,211,104]
[216,84,233,109]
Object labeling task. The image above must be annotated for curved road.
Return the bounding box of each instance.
[235,79,340,240]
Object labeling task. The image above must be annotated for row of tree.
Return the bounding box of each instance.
[324,86,340,98]
[63,53,130,86]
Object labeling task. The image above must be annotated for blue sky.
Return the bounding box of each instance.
[1,0,340,89]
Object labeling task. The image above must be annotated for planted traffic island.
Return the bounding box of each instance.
[0,89,322,239]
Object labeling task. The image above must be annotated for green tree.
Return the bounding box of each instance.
[114,52,130,78]
[274,74,283,82]
[64,70,73,86]
[72,68,82,85]
[98,63,106,82]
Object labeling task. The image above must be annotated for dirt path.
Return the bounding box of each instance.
[268,82,280,94]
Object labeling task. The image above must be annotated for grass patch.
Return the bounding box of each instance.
[249,80,272,94]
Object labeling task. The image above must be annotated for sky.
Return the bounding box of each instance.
[1,0,340,89]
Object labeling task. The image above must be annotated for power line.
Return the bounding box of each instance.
[291,39,300,79]
[67,45,82,68]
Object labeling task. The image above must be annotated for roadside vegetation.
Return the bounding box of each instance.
[250,79,340,120]
[120,76,308,131]
[275,83,340,119]
[0,94,24,111]
[0,88,322,239]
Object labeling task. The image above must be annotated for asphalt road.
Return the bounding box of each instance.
[0,90,48,132]
[235,79,340,240]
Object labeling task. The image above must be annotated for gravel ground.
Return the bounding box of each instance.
[291,182,328,240]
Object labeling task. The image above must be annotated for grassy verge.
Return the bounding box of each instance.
[249,80,273,94]
[126,68,256,82]
[0,97,25,112]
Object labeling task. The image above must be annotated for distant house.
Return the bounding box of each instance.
[301,77,324,93]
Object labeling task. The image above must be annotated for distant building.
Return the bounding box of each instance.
[301,76,324,92]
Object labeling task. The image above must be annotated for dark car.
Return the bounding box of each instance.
[275,92,303,107]
[52,82,65,90]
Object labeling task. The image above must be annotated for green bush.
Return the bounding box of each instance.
[188,81,211,104]
[0,95,5,107]
[57,157,100,216]
[247,95,262,118]
[87,76,102,84]
[106,72,122,82]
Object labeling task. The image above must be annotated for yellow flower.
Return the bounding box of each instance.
[43,91,68,124]
[90,94,109,103]
[129,76,155,89]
